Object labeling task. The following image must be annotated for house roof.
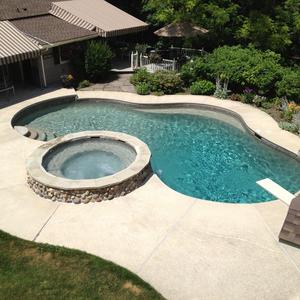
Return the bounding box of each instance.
[0,21,42,66]
[0,0,69,21]
[50,0,148,37]
[12,15,97,46]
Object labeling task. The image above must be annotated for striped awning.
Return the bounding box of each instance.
[0,21,42,66]
[50,0,148,37]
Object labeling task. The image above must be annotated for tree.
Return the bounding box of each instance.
[237,11,292,53]
[85,41,114,81]
[142,0,300,59]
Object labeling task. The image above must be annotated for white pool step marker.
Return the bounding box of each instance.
[256,178,295,206]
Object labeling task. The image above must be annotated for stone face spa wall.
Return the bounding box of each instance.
[28,164,152,204]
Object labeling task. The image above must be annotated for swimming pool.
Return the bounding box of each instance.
[15,99,300,203]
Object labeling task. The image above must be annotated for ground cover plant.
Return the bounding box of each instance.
[0,230,164,300]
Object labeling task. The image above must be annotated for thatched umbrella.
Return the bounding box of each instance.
[154,22,208,38]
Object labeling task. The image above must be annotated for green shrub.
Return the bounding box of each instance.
[151,70,183,94]
[60,74,75,88]
[281,102,300,121]
[149,53,162,63]
[279,122,299,133]
[293,112,300,129]
[271,97,282,109]
[282,109,294,122]
[78,80,91,89]
[212,77,229,99]
[130,68,152,86]
[135,82,151,95]
[180,46,283,94]
[180,56,209,86]
[229,93,243,101]
[214,87,228,99]
[135,43,149,55]
[152,91,164,96]
[241,88,255,103]
[261,101,275,109]
[276,68,300,103]
[131,69,183,95]
[253,95,267,107]
[190,80,215,95]
[85,41,113,81]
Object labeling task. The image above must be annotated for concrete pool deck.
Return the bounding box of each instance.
[1,89,300,299]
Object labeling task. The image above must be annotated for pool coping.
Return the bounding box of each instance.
[26,131,152,190]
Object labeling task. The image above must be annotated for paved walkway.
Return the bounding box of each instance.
[1,89,300,299]
[81,73,135,93]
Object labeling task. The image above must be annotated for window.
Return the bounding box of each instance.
[59,44,73,64]
[53,44,73,65]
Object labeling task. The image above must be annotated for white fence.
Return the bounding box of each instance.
[169,46,205,58]
[133,54,177,73]
[131,51,139,70]
[130,47,204,72]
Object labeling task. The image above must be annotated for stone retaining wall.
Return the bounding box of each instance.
[27,164,152,204]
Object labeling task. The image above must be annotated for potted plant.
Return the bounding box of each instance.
[60,74,75,88]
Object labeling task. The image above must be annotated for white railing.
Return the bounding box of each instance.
[170,46,205,58]
[131,51,139,70]
[139,55,177,73]
[130,47,204,72]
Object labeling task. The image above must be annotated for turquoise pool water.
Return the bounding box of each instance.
[17,100,300,203]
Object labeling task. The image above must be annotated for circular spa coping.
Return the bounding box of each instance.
[26,131,152,204]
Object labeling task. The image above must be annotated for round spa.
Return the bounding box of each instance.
[26,131,152,204]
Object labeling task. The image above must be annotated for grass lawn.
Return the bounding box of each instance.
[0,230,164,299]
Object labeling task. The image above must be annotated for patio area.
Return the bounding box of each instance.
[81,73,135,93]
[1,89,300,299]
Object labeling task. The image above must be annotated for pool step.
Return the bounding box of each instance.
[37,131,47,141]
[46,132,57,140]
[19,126,55,141]
[14,126,30,137]
[28,128,39,140]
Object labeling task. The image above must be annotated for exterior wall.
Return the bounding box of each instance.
[39,47,72,85]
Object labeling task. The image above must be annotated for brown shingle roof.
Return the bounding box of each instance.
[0,0,69,21]
[50,0,148,37]
[12,15,97,45]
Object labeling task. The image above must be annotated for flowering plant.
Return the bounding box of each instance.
[288,102,300,113]
[242,87,255,103]
[60,74,75,88]
[282,100,300,121]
